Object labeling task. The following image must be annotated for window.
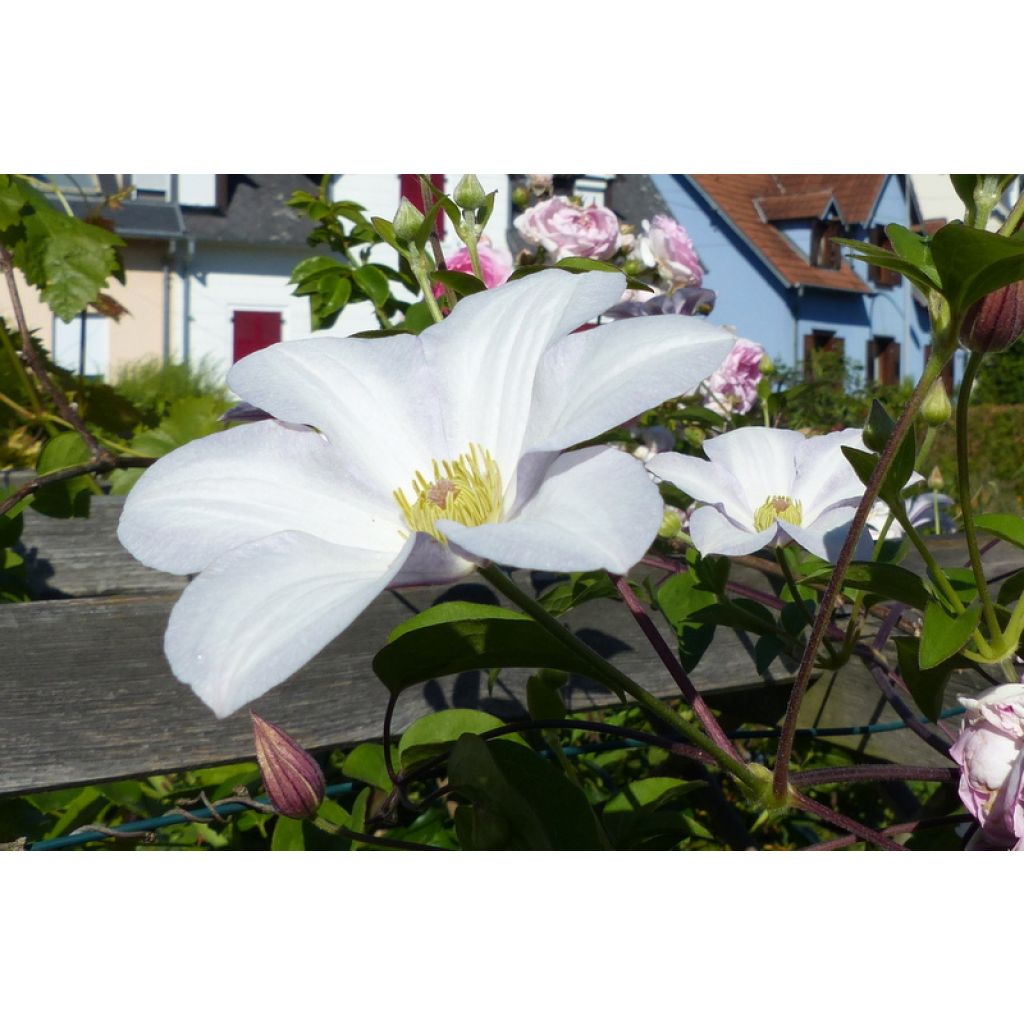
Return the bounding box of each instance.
[810,220,843,269]
[867,336,901,386]
[867,226,901,288]
[803,330,844,376]
[53,312,109,378]
[399,174,446,239]
[232,311,282,363]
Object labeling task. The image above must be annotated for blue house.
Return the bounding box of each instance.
[612,175,951,390]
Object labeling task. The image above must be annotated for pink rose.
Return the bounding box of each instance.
[704,337,766,415]
[514,197,621,261]
[950,683,1024,850]
[433,242,513,296]
[641,214,703,288]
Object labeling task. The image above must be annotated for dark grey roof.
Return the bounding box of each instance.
[182,174,322,246]
[66,197,187,240]
[606,175,671,226]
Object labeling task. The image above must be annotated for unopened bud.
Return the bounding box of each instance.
[960,280,1024,354]
[252,713,326,819]
[919,378,952,426]
[658,507,683,538]
[511,186,529,209]
[863,399,895,454]
[759,354,775,375]
[928,465,945,490]
[622,258,646,277]
[453,174,486,211]
[393,198,425,243]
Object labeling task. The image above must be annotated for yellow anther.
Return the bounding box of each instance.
[394,443,503,543]
[753,495,803,533]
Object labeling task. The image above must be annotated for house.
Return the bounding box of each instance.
[0,174,513,382]
[613,174,946,389]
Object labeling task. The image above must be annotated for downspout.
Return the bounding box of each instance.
[793,285,803,369]
[181,236,194,366]
[162,240,173,364]
[903,174,912,379]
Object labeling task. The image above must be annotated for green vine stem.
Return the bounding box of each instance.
[771,352,947,801]
[477,563,763,795]
[956,350,1003,645]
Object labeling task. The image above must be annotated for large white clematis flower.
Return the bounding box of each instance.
[646,426,872,562]
[118,269,736,717]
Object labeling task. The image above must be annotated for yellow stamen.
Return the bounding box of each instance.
[394,443,503,543]
[753,495,803,532]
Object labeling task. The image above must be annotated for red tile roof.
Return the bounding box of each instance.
[689,174,890,293]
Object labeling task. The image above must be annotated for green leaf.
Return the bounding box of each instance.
[997,569,1024,607]
[370,216,399,250]
[974,513,1024,550]
[397,708,526,771]
[754,634,786,674]
[32,432,93,518]
[341,743,395,793]
[553,256,620,274]
[448,734,606,850]
[894,636,964,722]
[800,561,931,610]
[40,221,124,323]
[401,301,435,333]
[930,222,1024,315]
[372,600,602,695]
[835,237,937,294]
[289,254,346,285]
[271,815,306,851]
[656,571,718,672]
[919,601,981,669]
[526,669,568,721]
[351,264,391,307]
[602,777,706,849]
[886,223,940,286]
[429,269,486,296]
[538,570,617,616]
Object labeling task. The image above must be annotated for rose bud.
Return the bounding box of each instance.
[453,174,486,211]
[960,279,1024,354]
[949,684,1024,849]
[392,197,425,243]
[251,712,326,819]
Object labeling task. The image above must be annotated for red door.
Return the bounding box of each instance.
[233,311,282,362]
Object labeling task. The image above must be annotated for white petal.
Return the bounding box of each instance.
[526,315,737,453]
[439,447,662,574]
[227,333,445,503]
[422,269,625,479]
[702,427,804,513]
[165,531,416,718]
[778,506,873,563]
[118,420,403,575]
[689,505,777,557]
[646,451,755,523]
[794,428,868,522]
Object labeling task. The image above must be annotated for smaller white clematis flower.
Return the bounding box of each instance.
[646,426,872,562]
[866,492,955,540]
[118,269,737,718]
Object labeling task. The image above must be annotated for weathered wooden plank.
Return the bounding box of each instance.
[4,497,1016,795]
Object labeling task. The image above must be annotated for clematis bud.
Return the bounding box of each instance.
[960,279,1024,354]
[928,465,945,490]
[393,198,425,243]
[949,684,1024,849]
[251,713,326,819]
[919,378,952,426]
[658,507,683,538]
[453,174,486,211]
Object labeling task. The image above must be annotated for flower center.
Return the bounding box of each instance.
[394,443,503,543]
[753,495,803,532]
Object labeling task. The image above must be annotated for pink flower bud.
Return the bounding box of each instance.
[704,337,766,415]
[960,279,1024,354]
[251,712,326,819]
[638,215,703,288]
[949,684,1024,848]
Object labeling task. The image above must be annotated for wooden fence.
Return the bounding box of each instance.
[2,495,1013,797]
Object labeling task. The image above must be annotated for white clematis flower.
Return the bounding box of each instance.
[118,269,736,717]
[646,426,872,562]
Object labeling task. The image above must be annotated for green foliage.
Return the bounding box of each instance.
[0,174,124,322]
[111,356,229,426]
[973,343,1024,404]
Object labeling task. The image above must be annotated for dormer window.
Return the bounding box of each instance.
[810,219,843,269]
